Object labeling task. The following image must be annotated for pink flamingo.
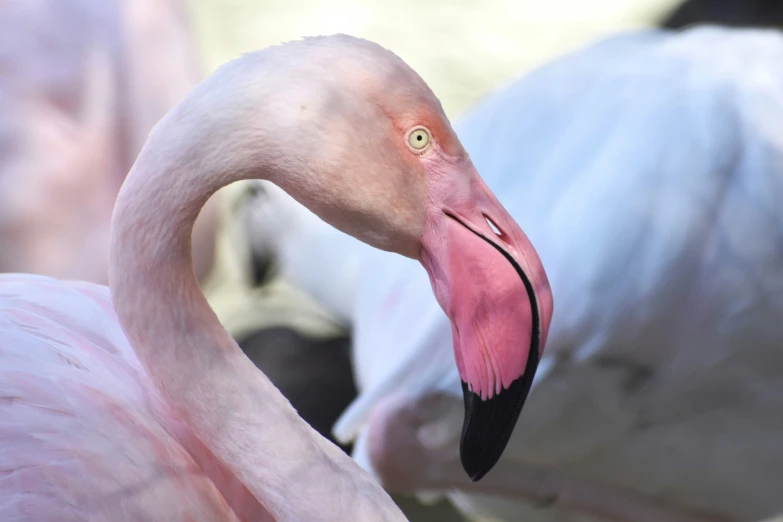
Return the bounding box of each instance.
[0,35,553,520]
[0,0,217,284]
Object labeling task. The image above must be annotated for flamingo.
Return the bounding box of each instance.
[0,34,554,520]
[0,0,218,284]
[242,26,783,521]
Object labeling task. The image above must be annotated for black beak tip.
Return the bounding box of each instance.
[459,365,538,481]
[462,449,494,482]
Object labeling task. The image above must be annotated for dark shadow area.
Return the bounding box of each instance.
[238,327,358,454]
[661,0,783,28]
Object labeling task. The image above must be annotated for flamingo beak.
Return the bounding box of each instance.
[419,160,553,481]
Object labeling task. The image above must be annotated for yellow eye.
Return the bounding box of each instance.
[407,127,431,151]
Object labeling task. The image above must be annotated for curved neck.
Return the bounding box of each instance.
[108,61,405,521]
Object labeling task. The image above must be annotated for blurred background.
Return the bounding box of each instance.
[2,0,783,521]
[187,0,678,116]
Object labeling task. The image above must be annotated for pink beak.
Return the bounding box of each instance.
[419,157,553,481]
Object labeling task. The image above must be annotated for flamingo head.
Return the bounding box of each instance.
[265,35,553,481]
[175,34,554,481]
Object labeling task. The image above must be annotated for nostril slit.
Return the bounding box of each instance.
[484,214,503,237]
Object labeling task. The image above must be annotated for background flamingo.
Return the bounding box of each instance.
[240,25,783,522]
[0,34,553,521]
[0,0,218,284]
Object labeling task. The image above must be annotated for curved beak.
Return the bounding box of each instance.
[419,159,553,481]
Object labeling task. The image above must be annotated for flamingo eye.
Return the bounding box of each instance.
[406,127,431,152]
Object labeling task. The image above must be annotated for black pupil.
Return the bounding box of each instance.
[416,135,422,141]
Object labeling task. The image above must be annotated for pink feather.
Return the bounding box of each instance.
[0,274,270,521]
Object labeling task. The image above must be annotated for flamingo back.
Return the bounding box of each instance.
[0,274,268,521]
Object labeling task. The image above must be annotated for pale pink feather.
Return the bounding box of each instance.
[0,273,270,521]
[0,0,217,284]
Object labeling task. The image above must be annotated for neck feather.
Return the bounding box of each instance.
[108,55,405,522]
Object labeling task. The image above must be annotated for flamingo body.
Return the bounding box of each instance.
[0,274,267,521]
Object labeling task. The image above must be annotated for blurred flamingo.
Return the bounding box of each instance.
[0,35,554,520]
[0,0,218,284]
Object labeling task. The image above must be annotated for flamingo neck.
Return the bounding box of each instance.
[107,62,403,521]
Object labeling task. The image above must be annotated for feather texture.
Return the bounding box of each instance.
[0,274,267,521]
